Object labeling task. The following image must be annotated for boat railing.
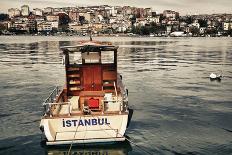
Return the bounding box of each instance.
[102,97,123,113]
[44,86,61,103]
[43,102,72,117]
[42,86,63,116]
[117,74,128,100]
[117,74,128,112]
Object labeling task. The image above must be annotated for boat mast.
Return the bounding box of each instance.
[89,23,93,41]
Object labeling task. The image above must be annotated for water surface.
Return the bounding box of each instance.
[0,36,232,155]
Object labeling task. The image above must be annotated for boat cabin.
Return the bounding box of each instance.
[42,41,128,117]
[62,42,118,96]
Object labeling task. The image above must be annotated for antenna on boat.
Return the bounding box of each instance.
[89,24,93,41]
[90,33,92,41]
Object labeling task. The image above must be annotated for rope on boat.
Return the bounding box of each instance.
[66,112,154,155]
[67,116,81,155]
[90,114,154,155]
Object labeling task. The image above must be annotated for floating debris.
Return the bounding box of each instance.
[209,73,222,81]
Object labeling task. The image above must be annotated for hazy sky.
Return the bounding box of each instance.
[0,0,232,15]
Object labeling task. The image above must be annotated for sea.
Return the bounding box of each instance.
[0,36,232,155]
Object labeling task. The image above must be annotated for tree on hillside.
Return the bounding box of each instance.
[198,19,208,27]
[184,16,193,24]
[58,13,70,25]
[130,15,137,25]
[228,29,232,36]
[79,16,85,25]
[0,14,9,21]
[140,26,150,35]
[190,27,199,36]
[206,28,217,36]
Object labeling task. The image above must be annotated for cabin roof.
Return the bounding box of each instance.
[60,42,118,53]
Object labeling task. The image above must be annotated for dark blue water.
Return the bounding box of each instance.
[0,36,232,155]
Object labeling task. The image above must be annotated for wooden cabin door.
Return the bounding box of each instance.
[83,65,102,91]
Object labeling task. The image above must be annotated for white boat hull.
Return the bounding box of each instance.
[40,114,128,145]
[46,137,126,145]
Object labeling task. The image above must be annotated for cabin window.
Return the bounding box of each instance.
[101,51,114,64]
[69,52,82,64]
[82,52,100,64]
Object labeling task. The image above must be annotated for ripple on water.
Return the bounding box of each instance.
[0,37,232,154]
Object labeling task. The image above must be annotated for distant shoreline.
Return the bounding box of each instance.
[0,33,231,38]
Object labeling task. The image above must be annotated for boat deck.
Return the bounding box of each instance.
[43,90,127,119]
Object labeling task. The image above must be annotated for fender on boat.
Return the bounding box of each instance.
[127,108,133,128]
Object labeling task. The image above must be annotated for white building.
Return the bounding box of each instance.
[68,23,89,32]
[122,6,132,16]
[117,26,127,32]
[21,5,30,16]
[8,8,14,18]
[135,18,148,26]
[37,22,52,31]
[49,21,59,29]
[199,27,206,34]
[15,9,21,17]
[147,16,160,24]
[223,22,232,31]
[163,10,179,20]
[180,22,187,28]
[53,8,64,15]
[191,22,200,29]
[97,15,104,23]
[163,10,175,19]
[110,6,117,17]
[144,8,152,17]
[166,26,172,34]
[33,8,43,16]
[8,8,21,18]
[69,11,79,22]
[44,7,54,14]
[35,17,45,25]
[46,15,59,22]
[8,17,29,31]
[109,17,117,24]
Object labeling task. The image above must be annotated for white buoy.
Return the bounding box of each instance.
[210,73,222,81]
[210,73,217,79]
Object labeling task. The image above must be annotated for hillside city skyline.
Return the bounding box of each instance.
[0,0,232,15]
[1,3,232,37]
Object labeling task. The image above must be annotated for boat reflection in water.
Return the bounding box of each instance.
[43,140,132,155]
